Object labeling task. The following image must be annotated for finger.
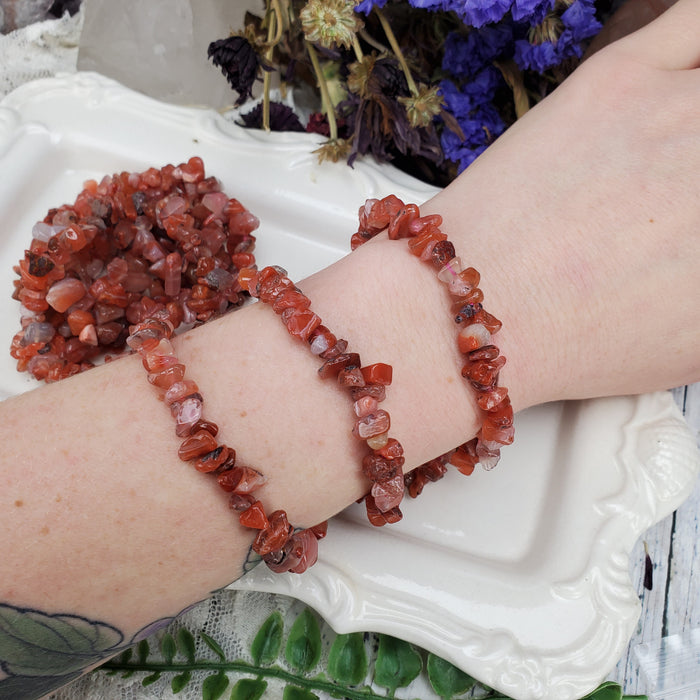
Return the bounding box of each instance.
[584,0,677,58]
[617,0,700,70]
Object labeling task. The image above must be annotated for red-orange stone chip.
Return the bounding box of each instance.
[45,278,86,312]
[218,465,266,494]
[352,410,390,439]
[178,429,219,461]
[365,494,402,527]
[194,445,232,473]
[253,510,293,556]
[288,529,319,574]
[371,473,404,511]
[239,500,269,530]
[361,362,393,386]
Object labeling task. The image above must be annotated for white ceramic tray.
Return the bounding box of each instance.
[1,73,698,700]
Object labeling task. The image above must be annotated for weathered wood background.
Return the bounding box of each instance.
[611,382,700,697]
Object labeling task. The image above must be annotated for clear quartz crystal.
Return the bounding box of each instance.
[0,0,53,33]
[77,0,257,108]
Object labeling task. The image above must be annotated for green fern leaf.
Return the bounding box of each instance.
[373,635,422,694]
[582,682,624,700]
[285,608,322,673]
[171,670,192,694]
[202,670,229,700]
[177,628,196,663]
[282,685,319,700]
[160,633,177,665]
[251,611,284,666]
[137,639,150,663]
[426,653,475,698]
[201,631,226,662]
[142,671,161,686]
[327,632,368,686]
[230,677,268,700]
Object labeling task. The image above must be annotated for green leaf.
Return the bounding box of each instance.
[251,612,283,666]
[171,670,192,694]
[202,671,229,700]
[117,648,133,664]
[230,677,268,700]
[426,653,476,698]
[282,685,319,700]
[142,671,161,686]
[0,603,124,677]
[285,609,322,673]
[160,633,177,665]
[373,634,422,694]
[136,639,150,664]
[177,628,196,664]
[582,682,623,700]
[201,631,226,662]
[327,632,368,686]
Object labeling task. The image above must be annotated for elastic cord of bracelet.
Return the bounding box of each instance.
[351,195,514,484]
[126,314,327,575]
[238,265,406,527]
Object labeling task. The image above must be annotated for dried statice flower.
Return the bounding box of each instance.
[438,68,505,172]
[300,0,363,49]
[514,0,602,71]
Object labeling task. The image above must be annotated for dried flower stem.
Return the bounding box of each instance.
[359,27,387,54]
[374,7,418,96]
[270,0,287,44]
[262,3,277,131]
[306,41,338,141]
[352,35,364,61]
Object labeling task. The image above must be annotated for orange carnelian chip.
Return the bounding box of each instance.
[253,510,293,556]
[365,494,402,527]
[449,447,477,476]
[387,204,419,239]
[239,501,269,530]
[178,429,218,461]
[361,362,393,386]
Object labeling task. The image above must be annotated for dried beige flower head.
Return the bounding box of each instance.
[300,0,363,50]
[399,84,444,128]
[313,138,353,163]
[346,54,376,99]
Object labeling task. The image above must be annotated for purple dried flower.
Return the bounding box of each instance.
[208,36,263,107]
[439,66,505,173]
[443,0,513,28]
[440,102,505,172]
[442,24,515,78]
[354,0,390,13]
[511,0,554,23]
[562,0,602,42]
[238,102,306,132]
[514,0,601,71]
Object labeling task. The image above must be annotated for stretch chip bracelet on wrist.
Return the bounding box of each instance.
[11,160,513,576]
[351,195,514,477]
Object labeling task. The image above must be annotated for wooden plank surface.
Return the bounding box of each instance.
[611,382,700,697]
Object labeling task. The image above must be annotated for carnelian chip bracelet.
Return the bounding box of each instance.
[238,265,406,527]
[126,313,327,575]
[351,195,514,478]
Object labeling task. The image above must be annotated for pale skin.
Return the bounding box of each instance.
[1,1,699,697]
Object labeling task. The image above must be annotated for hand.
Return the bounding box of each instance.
[428,0,700,407]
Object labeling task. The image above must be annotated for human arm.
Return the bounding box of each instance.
[1,1,700,696]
